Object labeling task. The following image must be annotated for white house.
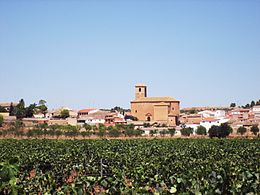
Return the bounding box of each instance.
[200,118,230,130]
[78,117,105,126]
[198,110,226,119]
[253,106,260,118]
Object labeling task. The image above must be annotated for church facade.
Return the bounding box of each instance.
[130,84,180,126]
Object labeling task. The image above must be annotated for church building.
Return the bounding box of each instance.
[131,84,180,126]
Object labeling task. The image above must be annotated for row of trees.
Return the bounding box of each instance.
[1,118,259,138]
[0,123,145,138]
[179,123,259,138]
[8,99,48,119]
[230,99,260,108]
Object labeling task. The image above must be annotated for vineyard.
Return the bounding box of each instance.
[0,139,259,194]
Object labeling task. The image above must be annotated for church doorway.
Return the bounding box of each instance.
[147,116,151,121]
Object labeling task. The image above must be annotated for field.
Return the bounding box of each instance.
[0,139,259,194]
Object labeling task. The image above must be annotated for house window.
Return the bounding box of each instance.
[172,107,174,110]
[135,110,137,113]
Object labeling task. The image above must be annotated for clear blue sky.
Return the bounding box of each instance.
[0,0,259,109]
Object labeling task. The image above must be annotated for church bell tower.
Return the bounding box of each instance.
[135,84,147,99]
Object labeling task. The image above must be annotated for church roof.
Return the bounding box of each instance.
[131,96,179,103]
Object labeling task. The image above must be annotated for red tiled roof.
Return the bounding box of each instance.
[203,117,219,122]
[78,108,96,113]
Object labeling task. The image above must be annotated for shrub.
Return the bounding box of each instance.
[108,128,121,137]
[180,127,193,136]
[237,127,247,135]
[208,123,232,138]
[196,126,207,135]
[250,125,259,136]
[168,128,176,137]
[159,129,168,137]
[0,115,3,127]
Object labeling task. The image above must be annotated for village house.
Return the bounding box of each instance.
[252,105,260,119]
[77,110,109,126]
[0,102,18,112]
[131,84,180,126]
[105,112,126,126]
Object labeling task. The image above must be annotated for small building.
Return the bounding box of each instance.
[0,102,18,112]
[130,84,180,126]
[78,108,99,117]
[200,117,230,130]
[105,112,126,126]
[77,110,110,126]
[253,106,260,118]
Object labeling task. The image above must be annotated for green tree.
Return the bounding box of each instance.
[0,106,7,112]
[168,128,176,137]
[15,99,26,119]
[0,115,3,127]
[219,123,232,137]
[196,125,207,135]
[208,125,219,138]
[83,123,92,131]
[97,124,106,137]
[230,103,236,108]
[60,109,70,119]
[133,129,144,137]
[109,128,121,137]
[237,126,247,135]
[250,125,259,136]
[243,104,250,108]
[250,101,256,108]
[97,128,106,137]
[38,99,47,106]
[9,103,15,116]
[143,123,151,128]
[159,129,168,137]
[150,129,157,136]
[37,100,48,116]
[208,123,232,138]
[180,127,193,136]
[25,103,36,118]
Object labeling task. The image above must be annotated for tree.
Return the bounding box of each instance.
[243,104,250,109]
[237,126,247,135]
[39,100,47,106]
[250,125,259,136]
[250,101,256,108]
[159,129,168,137]
[133,129,144,137]
[208,125,219,138]
[83,124,92,131]
[196,126,207,135]
[150,129,157,136]
[97,128,106,137]
[108,128,121,137]
[180,127,193,136]
[25,103,36,118]
[143,123,151,128]
[219,123,232,137]
[15,99,26,119]
[168,128,176,137]
[0,106,7,112]
[9,103,15,116]
[60,109,70,119]
[0,115,3,127]
[208,123,232,138]
[230,103,236,108]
